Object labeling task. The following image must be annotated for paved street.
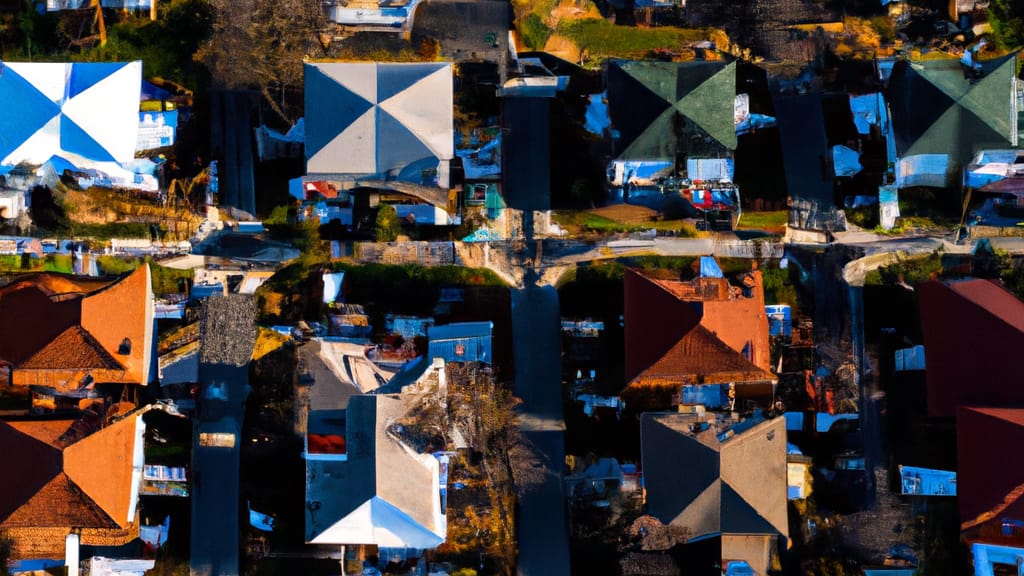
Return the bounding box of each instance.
[511,284,571,576]
[191,364,248,576]
[190,297,257,576]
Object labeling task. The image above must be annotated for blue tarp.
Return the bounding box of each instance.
[699,256,724,278]
[680,384,729,408]
[816,413,858,433]
[833,145,862,177]
[141,80,174,102]
[899,465,956,496]
[849,93,886,135]
[784,411,804,431]
[735,113,776,135]
[766,304,792,337]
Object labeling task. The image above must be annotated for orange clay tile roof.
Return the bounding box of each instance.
[630,324,776,388]
[80,265,152,386]
[18,325,124,371]
[0,414,140,531]
[649,275,732,302]
[0,266,152,386]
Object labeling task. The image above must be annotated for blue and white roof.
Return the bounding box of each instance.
[0,61,142,166]
[304,62,454,178]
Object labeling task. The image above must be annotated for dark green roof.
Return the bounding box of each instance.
[887,53,1018,163]
[607,60,737,162]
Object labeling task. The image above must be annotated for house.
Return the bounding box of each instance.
[0,409,146,560]
[0,61,143,168]
[886,53,1019,171]
[304,62,454,188]
[427,321,493,364]
[918,278,1024,417]
[305,394,446,550]
[958,406,1024,571]
[606,60,738,164]
[0,266,155,396]
[641,411,788,575]
[622,262,775,409]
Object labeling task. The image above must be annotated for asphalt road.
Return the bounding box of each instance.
[511,284,571,576]
[190,362,250,576]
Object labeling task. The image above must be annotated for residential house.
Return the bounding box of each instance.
[305,393,446,550]
[623,262,775,410]
[0,409,146,560]
[918,278,1024,418]
[300,62,457,227]
[641,411,788,575]
[607,60,738,165]
[917,278,1024,575]
[886,53,1019,176]
[958,406,1024,571]
[0,266,155,397]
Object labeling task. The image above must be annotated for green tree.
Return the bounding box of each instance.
[17,0,39,60]
[0,530,11,576]
[196,0,324,123]
[989,0,1024,48]
[375,204,401,242]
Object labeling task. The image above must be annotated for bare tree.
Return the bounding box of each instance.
[197,0,324,124]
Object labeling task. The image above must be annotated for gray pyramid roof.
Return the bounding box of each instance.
[641,413,788,540]
[305,62,454,177]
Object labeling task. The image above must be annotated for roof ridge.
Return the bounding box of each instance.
[633,323,774,385]
[18,324,125,371]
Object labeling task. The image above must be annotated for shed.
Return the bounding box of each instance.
[427,321,493,363]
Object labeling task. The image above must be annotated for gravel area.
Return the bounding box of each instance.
[199,295,257,367]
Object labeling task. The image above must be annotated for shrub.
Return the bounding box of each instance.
[375,204,401,242]
[518,13,552,50]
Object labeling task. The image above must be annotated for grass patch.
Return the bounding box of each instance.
[0,254,73,274]
[41,255,74,273]
[552,210,698,237]
[519,13,553,49]
[252,327,290,362]
[736,210,788,232]
[864,253,944,287]
[557,19,716,61]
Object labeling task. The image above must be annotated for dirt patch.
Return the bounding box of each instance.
[544,34,581,62]
[589,204,660,225]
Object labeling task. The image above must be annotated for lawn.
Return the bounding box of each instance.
[736,210,788,232]
[557,18,720,61]
[552,209,698,237]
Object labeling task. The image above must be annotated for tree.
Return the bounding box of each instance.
[989,0,1024,48]
[374,204,401,242]
[0,530,11,576]
[196,0,324,123]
